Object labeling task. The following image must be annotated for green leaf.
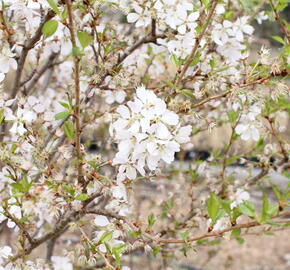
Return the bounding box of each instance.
[271,184,281,200]
[42,20,58,37]
[271,35,286,45]
[46,0,59,14]
[112,243,126,266]
[75,194,89,201]
[201,0,211,8]
[148,213,156,227]
[180,231,190,242]
[59,102,70,110]
[77,31,94,48]
[0,108,4,124]
[153,246,160,257]
[235,237,245,244]
[190,52,201,66]
[181,89,194,98]
[99,231,113,243]
[11,175,32,194]
[207,193,220,223]
[72,46,85,57]
[128,230,141,238]
[63,184,75,196]
[267,205,279,217]
[64,120,74,139]
[220,200,231,216]
[239,201,255,218]
[231,228,241,237]
[227,110,239,123]
[55,111,70,120]
[170,54,182,67]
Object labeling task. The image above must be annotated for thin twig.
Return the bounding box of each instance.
[65,0,84,188]
[174,0,219,87]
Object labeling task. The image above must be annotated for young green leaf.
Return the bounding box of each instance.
[239,201,255,218]
[55,111,70,120]
[99,231,113,243]
[64,120,74,139]
[72,46,85,57]
[46,0,59,14]
[77,31,94,48]
[207,193,220,223]
[148,213,156,227]
[75,194,89,201]
[42,20,59,37]
[0,108,4,124]
[271,35,286,45]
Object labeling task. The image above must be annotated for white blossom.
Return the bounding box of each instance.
[110,86,191,181]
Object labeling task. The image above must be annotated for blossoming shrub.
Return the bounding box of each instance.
[0,0,289,269]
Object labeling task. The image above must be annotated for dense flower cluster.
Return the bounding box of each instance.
[110,86,192,181]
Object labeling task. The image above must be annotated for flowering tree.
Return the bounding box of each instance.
[0,0,289,269]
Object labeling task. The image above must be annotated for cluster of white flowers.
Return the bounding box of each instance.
[235,103,261,141]
[0,47,17,83]
[110,86,191,181]
[127,0,199,34]
[212,16,254,64]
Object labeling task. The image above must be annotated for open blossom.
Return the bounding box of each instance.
[235,104,261,141]
[235,123,260,141]
[256,11,268,24]
[94,215,110,226]
[103,90,126,104]
[230,188,250,208]
[51,256,73,270]
[0,49,17,74]
[110,86,192,181]
[207,216,231,231]
[212,20,233,46]
[5,107,36,136]
[0,246,12,264]
[127,3,151,28]
[229,16,254,41]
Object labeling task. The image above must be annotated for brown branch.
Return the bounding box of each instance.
[3,209,34,245]
[157,210,290,244]
[86,209,126,221]
[10,10,55,99]
[269,0,290,43]
[65,0,84,188]
[22,52,59,90]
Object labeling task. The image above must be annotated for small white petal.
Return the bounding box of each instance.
[94,215,110,227]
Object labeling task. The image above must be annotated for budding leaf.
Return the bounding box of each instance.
[55,111,70,120]
[77,31,94,48]
[0,108,4,124]
[231,228,241,237]
[72,46,85,57]
[207,193,220,223]
[75,193,89,201]
[46,0,59,14]
[148,213,156,227]
[271,35,285,45]
[64,120,74,139]
[181,89,194,98]
[99,231,113,244]
[239,201,255,218]
[42,20,58,37]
